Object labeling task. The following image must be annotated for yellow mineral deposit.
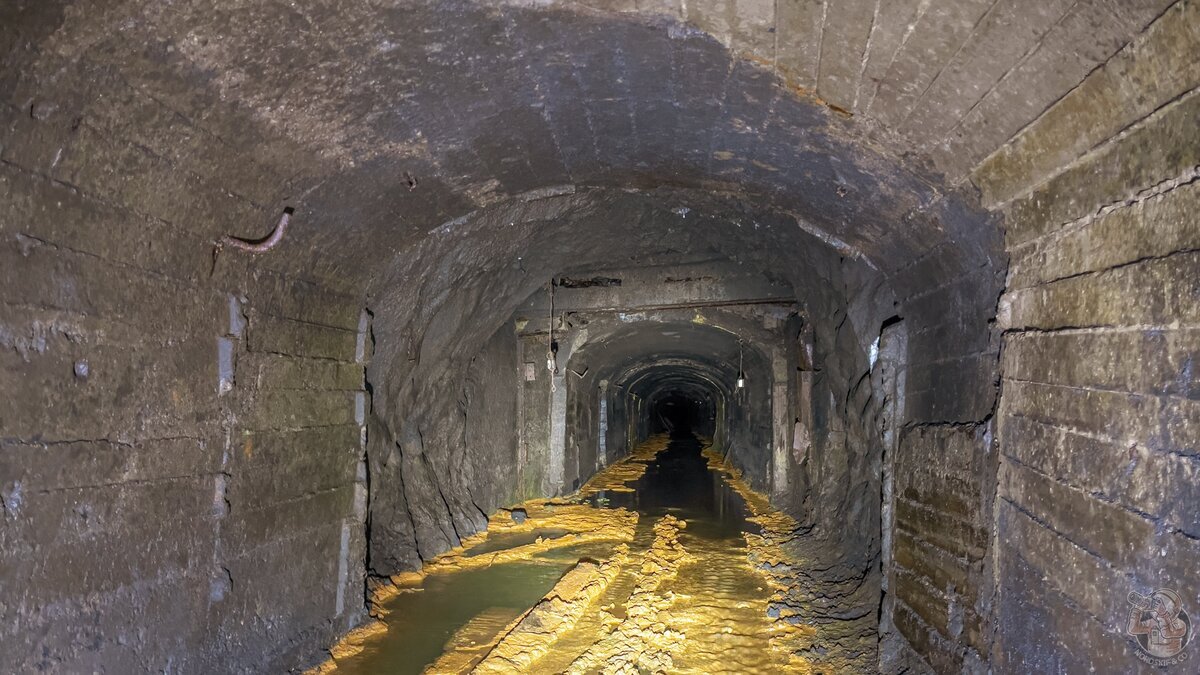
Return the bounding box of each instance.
[576,435,670,494]
[379,503,639,589]
[311,619,389,671]
[562,515,692,674]
[307,436,816,674]
[472,546,629,672]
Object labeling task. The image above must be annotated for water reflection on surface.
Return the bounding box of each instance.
[463,529,573,557]
[584,434,761,537]
[328,433,785,674]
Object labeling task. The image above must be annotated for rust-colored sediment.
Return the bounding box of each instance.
[308,436,814,674]
[577,434,670,494]
[472,545,629,673]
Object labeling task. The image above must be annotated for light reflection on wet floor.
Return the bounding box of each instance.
[328,434,792,674]
[463,529,573,557]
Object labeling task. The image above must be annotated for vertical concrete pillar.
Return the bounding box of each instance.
[517,333,551,499]
[515,336,527,494]
[771,347,791,500]
[598,380,609,469]
[334,522,351,617]
[548,366,567,495]
[877,320,906,638]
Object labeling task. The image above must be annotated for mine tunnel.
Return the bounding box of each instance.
[1,0,1197,673]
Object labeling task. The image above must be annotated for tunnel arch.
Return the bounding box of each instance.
[13,0,1003,285]
[560,316,777,486]
[646,390,715,437]
[3,0,1193,672]
[6,1,1000,670]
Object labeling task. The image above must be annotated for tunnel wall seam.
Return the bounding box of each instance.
[982,5,1199,672]
[884,2,1199,671]
[0,94,371,672]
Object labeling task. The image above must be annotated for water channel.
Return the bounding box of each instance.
[327,432,794,674]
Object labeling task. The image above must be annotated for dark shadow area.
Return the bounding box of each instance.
[651,393,712,439]
[587,433,759,538]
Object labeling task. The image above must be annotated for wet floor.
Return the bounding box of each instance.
[582,434,759,537]
[321,433,805,674]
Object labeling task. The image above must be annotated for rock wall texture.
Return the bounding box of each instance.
[985,3,1200,671]
[0,0,1194,673]
[883,3,1199,672]
[1,6,373,671]
[0,95,371,675]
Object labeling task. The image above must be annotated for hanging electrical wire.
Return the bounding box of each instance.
[736,341,746,389]
[547,279,559,391]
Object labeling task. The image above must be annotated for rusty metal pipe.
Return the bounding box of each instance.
[220,208,293,253]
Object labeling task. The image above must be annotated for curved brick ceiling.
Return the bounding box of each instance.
[8,0,1166,576]
[18,0,1018,278]
[2,2,1190,672]
[10,0,1169,291]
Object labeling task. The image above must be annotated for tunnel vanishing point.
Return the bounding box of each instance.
[1,0,1198,673]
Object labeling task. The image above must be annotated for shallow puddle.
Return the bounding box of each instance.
[319,433,806,674]
[586,434,761,537]
[332,560,580,675]
[463,529,572,557]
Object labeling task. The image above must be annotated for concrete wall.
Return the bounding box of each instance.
[0,9,374,667]
[464,322,522,506]
[518,332,555,499]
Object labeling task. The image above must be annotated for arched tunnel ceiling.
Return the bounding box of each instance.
[569,318,774,397]
[0,2,1192,672]
[363,188,862,439]
[0,0,1038,440]
[622,360,733,400]
[11,0,1017,288]
[10,0,1152,428]
[637,375,719,403]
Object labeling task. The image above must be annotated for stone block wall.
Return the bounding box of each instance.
[979,2,1200,671]
[879,3,1200,672]
[886,424,996,672]
[0,18,371,668]
[878,155,1005,675]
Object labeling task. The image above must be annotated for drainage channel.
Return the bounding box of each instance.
[319,433,804,674]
